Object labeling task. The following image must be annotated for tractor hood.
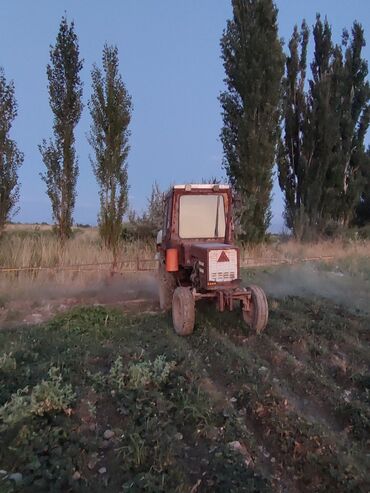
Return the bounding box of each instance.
[190,242,236,253]
[189,243,240,287]
[190,242,238,254]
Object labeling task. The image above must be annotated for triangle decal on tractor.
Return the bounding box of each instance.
[217,251,229,262]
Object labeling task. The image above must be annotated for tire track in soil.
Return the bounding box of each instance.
[227,329,370,481]
[248,302,370,454]
[181,316,369,493]
[243,335,345,433]
[179,327,301,493]
[161,326,271,480]
[237,333,370,475]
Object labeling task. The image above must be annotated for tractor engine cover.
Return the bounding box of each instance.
[190,243,240,290]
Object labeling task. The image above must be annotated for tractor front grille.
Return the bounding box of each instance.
[208,249,237,283]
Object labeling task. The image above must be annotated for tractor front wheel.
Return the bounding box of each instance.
[172,287,195,336]
[242,285,268,334]
[158,262,176,311]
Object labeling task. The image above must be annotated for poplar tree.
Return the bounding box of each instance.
[278,16,336,238]
[220,0,284,243]
[88,44,132,255]
[355,148,370,226]
[39,16,83,243]
[279,16,370,237]
[277,21,309,238]
[0,68,24,233]
[336,22,370,226]
[303,16,339,232]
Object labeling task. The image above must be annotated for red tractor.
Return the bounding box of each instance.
[156,184,268,336]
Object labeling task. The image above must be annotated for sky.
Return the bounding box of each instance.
[0,0,369,232]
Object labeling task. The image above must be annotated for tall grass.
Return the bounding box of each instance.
[0,227,156,298]
[241,237,370,264]
[0,224,369,282]
[0,226,155,269]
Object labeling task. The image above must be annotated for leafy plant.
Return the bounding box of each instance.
[86,369,107,392]
[127,361,153,389]
[6,422,89,490]
[30,367,75,416]
[108,354,176,391]
[128,355,175,389]
[0,352,16,372]
[0,367,75,428]
[0,386,30,428]
[109,355,125,391]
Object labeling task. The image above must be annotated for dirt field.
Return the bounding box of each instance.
[0,261,369,492]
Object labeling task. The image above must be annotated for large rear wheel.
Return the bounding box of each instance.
[172,287,195,336]
[158,262,176,311]
[242,285,268,334]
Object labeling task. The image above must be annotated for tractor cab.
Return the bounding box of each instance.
[159,184,232,241]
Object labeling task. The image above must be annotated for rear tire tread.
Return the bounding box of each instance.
[243,284,268,334]
[172,287,195,336]
[158,262,176,311]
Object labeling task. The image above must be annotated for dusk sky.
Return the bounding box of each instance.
[1,0,369,231]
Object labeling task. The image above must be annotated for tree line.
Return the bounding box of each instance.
[1,3,370,250]
[0,16,132,255]
[221,0,370,242]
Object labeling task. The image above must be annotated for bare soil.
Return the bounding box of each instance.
[0,272,159,329]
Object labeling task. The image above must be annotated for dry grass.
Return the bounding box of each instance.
[0,226,156,297]
[4,223,54,232]
[0,224,369,291]
[241,237,370,265]
[0,225,154,269]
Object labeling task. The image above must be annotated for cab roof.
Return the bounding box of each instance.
[173,184,230,190]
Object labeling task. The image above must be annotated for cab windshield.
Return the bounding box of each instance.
[179,194,226,239]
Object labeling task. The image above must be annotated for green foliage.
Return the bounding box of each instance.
[2,421,89,491]
[88,44,132,256]
[355,148,370,226]
[0,352,16,373]
[0,68,24,233]
[337,23,370,226]
[278,16,370,238]
[0,298,368,492]
[0,387,30,428]
[126,360,153,389]
[30,367,75,416]
[107,354,176,391]
[0,367,75,429]
[277,20,309,238]
[220,0,285,243]
[128,355,175,388]
[108,355,126,391]
[47,305,123,336]
[39,16,83,244]
[127,182,165,240]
